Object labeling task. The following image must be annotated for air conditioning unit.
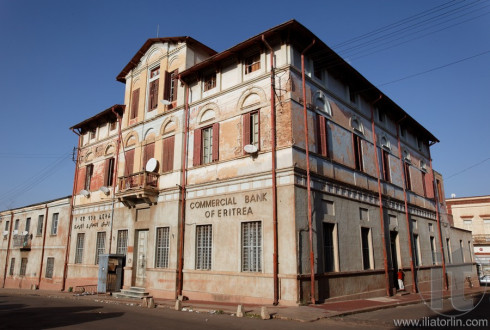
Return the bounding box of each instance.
[2,231,8,236]
[22,231,28,236]
[12,230,18,235]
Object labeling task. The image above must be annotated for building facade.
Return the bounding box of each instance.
[0,197,71,290]
[0,20,476,305]
[447,195,490,274]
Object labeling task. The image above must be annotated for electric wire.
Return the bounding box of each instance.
[445,157,490,180]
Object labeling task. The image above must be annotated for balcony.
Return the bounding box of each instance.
[116,171,159,208]
[12,233,32,251]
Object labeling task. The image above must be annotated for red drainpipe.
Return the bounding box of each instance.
[369,96,391,296]
[300,39,316,304]
[2,212,14,288]
[262,35,279,306]
[428,148,448,290]
[37,204,49,288]
[395,118,417,293]
[177,80,189,298]
[62,129,82,291]
[108,106,123,253]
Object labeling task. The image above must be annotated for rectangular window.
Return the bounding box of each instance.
[14,219,19,230]
[359,208,369,221]
[148,67,160,111]
[109,120,117,131]
[89,128,96,140]
[155,227,170,268]
[36,215,44,236]
[243,111,260,152]
[381,149,391,182]
[162,136,175,172]
[25,218,31,233]
[5,220,9,231]
[316,115,329,157]
[412,234,420,266]
[353,134,363,171]
[124,149,135,175]
[244,54,260,74]
[131,88,140,119]
[404,162,412,190]
[203,73,216,91]
[143,143,155,169]
[361,227,372,270]
[116,230,128,255]
[75,233,85,264]
[51,213,59,235]
[104,158,115,187]
[241,221,262,272]
[446,238,452,264]
[202,126,213,165]
[459,240,464,263]
[45,257,54,279]
[378,108,385,122]
[95,232,106,264]
[9,258,15,276]
[430,236,437,265]
[349,87,357,104]
[436,179,443,200]
[164,69,179,105]
[20,258,27,276]
[195,225,212,270]
[84,164,93,191]
[428,223,434,232]
[323,223,335,272]
[468,241,472,262]
[313,61,322,79]
[421,171,427,197]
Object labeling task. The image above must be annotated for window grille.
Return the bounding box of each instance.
[241,221,262,272]
[51,213,59,235]
[116,230,128,255]
[195,225,212,270]
[9,258,15,276]
[45,257,54,278]
[20,258,27,276]
[202,127,213,164]
[95,232,106,264]
[75,233,85,264]
[323,223,335,272]
[37,215,44,236]
[155,227,170,268]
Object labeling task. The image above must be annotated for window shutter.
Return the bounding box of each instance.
[212,123,219,162]
[149,80,159,110]
[317,114,327,157]
[193,128,202,166]
[143,143,155,169]
[125,149,135,175]
[103,158,111,186]
[242,112,251,154]
[171,69,179,101]
[164,71,171,101]
[162,136,175,172]
[131,89,140,119]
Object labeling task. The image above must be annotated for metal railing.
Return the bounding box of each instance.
[118,171,159,191]
[12,234,32,250]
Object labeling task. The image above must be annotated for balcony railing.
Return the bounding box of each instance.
[118,171,158,191]
[116,171,159,208]
[12,234,32,250]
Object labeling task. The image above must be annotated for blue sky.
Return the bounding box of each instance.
[0,0,489,209]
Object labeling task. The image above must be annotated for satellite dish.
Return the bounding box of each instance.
[146,158,159,172]
[99,186,110,195]
[160,99,171,105]
[80,189,90,197]
[244,144,258,154]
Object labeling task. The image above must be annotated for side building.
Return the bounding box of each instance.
[0,196,71,290]
[63,20,476,305]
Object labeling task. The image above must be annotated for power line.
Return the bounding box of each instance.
[445,157,490,180]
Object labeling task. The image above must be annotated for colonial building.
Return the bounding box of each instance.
[0,196,71,290]
[0,20,476,305]
[447,195,490,273]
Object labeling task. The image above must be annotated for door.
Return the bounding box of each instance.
[390,231,399,289]
[134,230,148,287]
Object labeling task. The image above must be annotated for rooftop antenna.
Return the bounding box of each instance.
[156,24,159,38]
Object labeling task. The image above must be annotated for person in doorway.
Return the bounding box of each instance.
[397,269,405,291]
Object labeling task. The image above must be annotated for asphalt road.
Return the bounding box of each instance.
[0,292,488,329]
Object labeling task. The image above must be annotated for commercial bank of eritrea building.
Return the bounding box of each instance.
[0,20,476,305]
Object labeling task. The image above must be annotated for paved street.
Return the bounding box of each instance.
[0,290,488,329]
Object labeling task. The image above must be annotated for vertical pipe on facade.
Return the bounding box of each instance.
[261,35,279,306]
[109,107,123,254]
[62,129,82,291]
[369,97,391,297]
[2,212,14,288]
[300,39,316,305]
[428,149,448,290]
[395,119,417,293]
[37,204,49,288]
[176,81,189,298]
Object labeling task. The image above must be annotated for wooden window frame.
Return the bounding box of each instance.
[244,54,260,74]
[193,123,219,166]
[353,134,364,172]
[161,135,175,173]
[75,233,85,264]
[317,114,329,158]
[203,73,216,92]
[148,67,160,111]
[130,88,140,119]
[84,164,93,191]
[404,162,412,191]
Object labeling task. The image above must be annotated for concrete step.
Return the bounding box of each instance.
[113,287,149,300]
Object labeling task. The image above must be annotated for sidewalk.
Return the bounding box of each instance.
[1,286,487,322]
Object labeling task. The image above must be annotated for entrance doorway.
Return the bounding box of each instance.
[390,231,399,290]
[134,230,148,287]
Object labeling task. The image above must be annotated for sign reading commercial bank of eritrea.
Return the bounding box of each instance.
[189,192,268,219]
